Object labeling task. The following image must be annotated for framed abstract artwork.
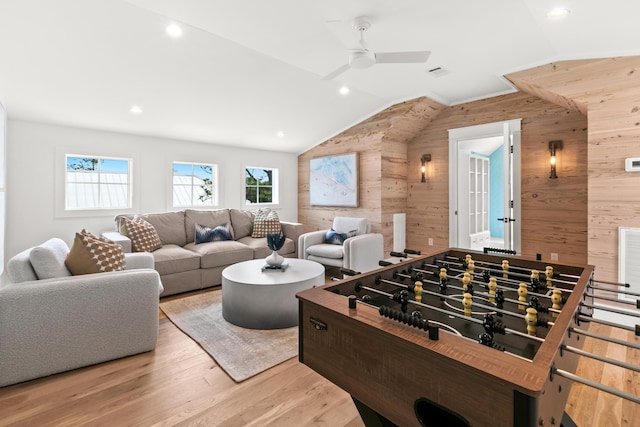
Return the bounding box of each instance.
[310,153,358,207]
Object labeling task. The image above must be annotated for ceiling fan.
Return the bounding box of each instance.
[323,16,431,80]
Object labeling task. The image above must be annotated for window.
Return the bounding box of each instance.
[173,162,218,207]
[245,166,279,205]
[65,155,131,210]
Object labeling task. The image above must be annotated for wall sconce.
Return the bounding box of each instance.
[421,154,431,183]
[549,141,562,179]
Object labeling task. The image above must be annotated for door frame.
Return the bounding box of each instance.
[448,119,521,253]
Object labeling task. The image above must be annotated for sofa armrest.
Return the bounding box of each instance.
[298,230,328,259]
[280,221,303,254]
[102,231,132,253]
[343,233,384,274]
[124,252,155,270]
[0,269,163,387]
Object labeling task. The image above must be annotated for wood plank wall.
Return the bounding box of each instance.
[298,97,443,254]
[406,92,588,264]
[507,56,640,282]
[298,92,588,264]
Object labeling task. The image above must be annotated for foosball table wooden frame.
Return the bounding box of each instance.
[296,249,596,427]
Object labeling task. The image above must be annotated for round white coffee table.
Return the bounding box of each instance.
[221,258,325,329]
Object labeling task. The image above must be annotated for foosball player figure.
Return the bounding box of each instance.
[530,269,541,292]
[462,272,471,291]
[517,283,528,310]
[462,292,473,317]
[464,254,472,269]
[466,282,474,296]
[414,280,423,303]
[502,260,509,279]
[545,266,554,290]
[551,289,563,318]
[488,277,497,303]
[439,268,448,300]
[524,307,538,336]
[495,289,505,316]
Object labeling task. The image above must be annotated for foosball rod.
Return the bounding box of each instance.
[576,315,639,335]
[593,278,632,287]
[375,277,543,327]
[584,291,640,308]
[394,271,561,316]
[441,256,580,287]
[561,344,640,373]
[570,327,640,351]
[413,264,568,299]
[357,282,544,343]
[434,259,578,290]
[580,301,640,319]
[551,367,640,405]
[588,284,640,299]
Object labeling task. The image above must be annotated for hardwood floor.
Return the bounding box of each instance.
[0,288,637,427]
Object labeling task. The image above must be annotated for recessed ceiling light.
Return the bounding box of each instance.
[339,86,350,95]
[276,131,284,138]
[129,105,143,115]
[546,7,570,19]
[166,23,183,38]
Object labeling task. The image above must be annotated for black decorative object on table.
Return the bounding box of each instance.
[264,232,286,268]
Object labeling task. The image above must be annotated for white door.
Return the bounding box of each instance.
[448,119,521,253]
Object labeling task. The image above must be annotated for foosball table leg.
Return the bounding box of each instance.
[352,398,398,427]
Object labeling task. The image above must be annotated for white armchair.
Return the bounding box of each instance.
[298,217,384,274]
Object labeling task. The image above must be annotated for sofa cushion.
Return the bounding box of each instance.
[195,223,233,244]
[237,236,296,259]
[120,217,162,252]
[65,230,126,275]
[185,209,233,244]
[29,238,72,279]
[151,244,201,276]
[306,243,344,259]
[229,209,254,239]
[141,211,187,247]
[251,208,281,238]
[184,241,253,269]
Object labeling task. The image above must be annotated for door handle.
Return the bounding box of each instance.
[496,217,516,223]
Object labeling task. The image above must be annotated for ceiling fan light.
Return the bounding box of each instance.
[349,50,376,69]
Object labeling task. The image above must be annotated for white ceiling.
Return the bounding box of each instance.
[0,0,638,154]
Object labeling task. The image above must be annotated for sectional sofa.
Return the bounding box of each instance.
[109,209,303,296]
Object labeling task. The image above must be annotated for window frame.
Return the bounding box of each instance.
[243,165,279,207]
[64,154,133,211]
[171,161,219,208]
[55,147,140,218]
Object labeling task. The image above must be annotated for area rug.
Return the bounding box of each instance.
[160,291,298,382]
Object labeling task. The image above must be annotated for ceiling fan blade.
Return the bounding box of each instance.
[323,63,351,80]
[375,51,431,64]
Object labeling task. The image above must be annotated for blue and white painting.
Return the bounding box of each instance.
[310,153,358,206]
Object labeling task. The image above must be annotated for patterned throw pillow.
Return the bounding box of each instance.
[120,216,162,252]
[251,208,282,238]
[325,228,357,245]
[195,223,234,244]
[65,230,126,275]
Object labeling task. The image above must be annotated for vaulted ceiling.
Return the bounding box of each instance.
[0,0,638,153]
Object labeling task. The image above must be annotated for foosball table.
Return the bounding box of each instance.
[296,248,640,427]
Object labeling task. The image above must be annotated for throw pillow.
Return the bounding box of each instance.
[251,208,282,238]
[325,228,357,245]
[120,216,162,252]
[65,230,126,275]
[195,223,234,244]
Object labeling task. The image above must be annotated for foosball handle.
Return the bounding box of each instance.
[404,248,421,255]
[340,268,361,276]
[390,251,408,258]
[379,260,393,267]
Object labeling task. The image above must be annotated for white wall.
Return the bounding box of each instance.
[5,120,299,262]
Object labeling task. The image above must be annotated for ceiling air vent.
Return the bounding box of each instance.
[427,67,450,78]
